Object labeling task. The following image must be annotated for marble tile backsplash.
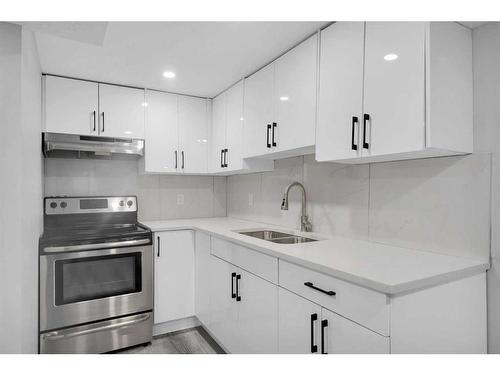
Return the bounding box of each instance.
[227,153,491,261]
[44,158,227,222]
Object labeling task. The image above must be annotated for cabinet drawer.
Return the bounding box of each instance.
[279,260,389,336]
[211,237,278,284]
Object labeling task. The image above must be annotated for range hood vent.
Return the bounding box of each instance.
[43,133,144,160]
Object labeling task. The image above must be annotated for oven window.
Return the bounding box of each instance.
[54,253,142,305]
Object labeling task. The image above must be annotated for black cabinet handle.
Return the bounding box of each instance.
[351,116,358,151]
[174,151,178,169]
[310,313,318,353]
[157,236,160,257]
[220,149,224,168]
[92,111,96,132]
[267,124,271,148]
[321,319,328,354]
[231,272,236,299]
[181,151,185,169]
[101,112,105,133]
[236,274,241,301]
[272,122,277,147]
[363,113,370,149]
[304,282,336,296]
[223,148,228,168]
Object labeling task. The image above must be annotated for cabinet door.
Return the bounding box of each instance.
[235,268,278,353]
[154,231,195,324]
[209,256,238,353]
[211,93,227,173]
[178,96,209,174]
[362,22,426,157]
[274,34,317,152]
[144,90,179,173]
[98,83,145,139]
[320,308,390,354]
[316,22,365,162]
[194,232,212,327]
[243,63,275,158]
[225,80,245,171]
[44,76,98,136]
[278,287,322,354]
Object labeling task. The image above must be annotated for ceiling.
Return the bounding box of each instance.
[29,22,329,98]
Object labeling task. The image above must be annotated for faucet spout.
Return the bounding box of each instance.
[281,181,312,232]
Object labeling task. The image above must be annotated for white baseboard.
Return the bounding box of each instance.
[153,316,200,337]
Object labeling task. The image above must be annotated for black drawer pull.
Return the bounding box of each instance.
[321,319,328,354]
[223,148,228,168]
[266,124,271,148]
[310,313,318,353]
[272,122,277,147]
[351,116,358,151]
[92,110,96,132]
[236,274,241,301]
[363,113,370,149]
[231,272,236,299]
[304,282,336,296]
[220,149,224,168]
[157,236,161,257]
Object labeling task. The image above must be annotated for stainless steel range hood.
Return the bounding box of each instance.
[43,133,144,160]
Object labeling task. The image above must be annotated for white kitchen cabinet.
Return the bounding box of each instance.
[209,255,239,352]
[320,308,390,354]
[278,287,322,354]
[316,22,365,161]
[178,96,209,174]
[316,22,473,164]
[43,75,99,136]
[243,34,317,159]
[98,83,145,139]
[194,231,212,328]
[234,268,278,353]
[211,93,227,173]
[154,231,195,324]
[143,90,178,173]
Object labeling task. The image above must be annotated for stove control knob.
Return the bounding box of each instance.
[60,202,67,208]
[127,200,133,207]
[119,200,125,207]
[50,202,57,209]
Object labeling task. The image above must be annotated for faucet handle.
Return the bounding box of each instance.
[281,197,289,210]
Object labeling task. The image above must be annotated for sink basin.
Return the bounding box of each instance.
[236,229,318,244]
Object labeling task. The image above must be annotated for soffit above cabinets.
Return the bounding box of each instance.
[30,21,328,98]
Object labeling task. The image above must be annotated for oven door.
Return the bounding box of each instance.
[40,244,153,331]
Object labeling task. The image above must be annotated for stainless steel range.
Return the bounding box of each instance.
[39,196,153,354]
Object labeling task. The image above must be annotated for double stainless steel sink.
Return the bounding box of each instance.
[236,230,318,244]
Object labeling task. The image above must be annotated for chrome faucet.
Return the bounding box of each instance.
[281,181,312,232]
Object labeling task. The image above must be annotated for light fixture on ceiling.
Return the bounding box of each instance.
[141,102,148,107]
[239,117,244,121]
[279,96,289,101]
[383,53,398,61]
[162,71,176,79]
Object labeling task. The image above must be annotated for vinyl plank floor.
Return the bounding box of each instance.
[115,326,224,354]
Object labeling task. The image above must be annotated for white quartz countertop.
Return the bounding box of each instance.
[142,217,489,295]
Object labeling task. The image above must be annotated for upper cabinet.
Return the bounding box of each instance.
[141,90,210,174]
[243,34,318,159]
[43,75,145,139]
[98,83,145,139]
[43,76,99,136]
[210,80,273,174]
[316,22,473,164]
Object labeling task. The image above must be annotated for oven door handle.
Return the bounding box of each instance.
[41,313,151,341]
[43,238,151,253]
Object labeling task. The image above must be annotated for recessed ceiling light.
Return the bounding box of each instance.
[239,117,244,121]
[141,102,148,107]
[124,131,132,135]
[384,53,398,61]
[280,96,289,101]
[163,71,176,79]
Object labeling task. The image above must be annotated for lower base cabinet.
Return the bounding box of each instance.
[208,255,278,353]
[278,288,389,354]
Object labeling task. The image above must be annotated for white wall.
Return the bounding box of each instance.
[473,21,500,354]
[44,159,227,221]
[228,154,490,260]
[0,23,43,353]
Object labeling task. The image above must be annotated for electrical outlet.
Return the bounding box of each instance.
[177,194,185,205]
[248,193,254,207]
